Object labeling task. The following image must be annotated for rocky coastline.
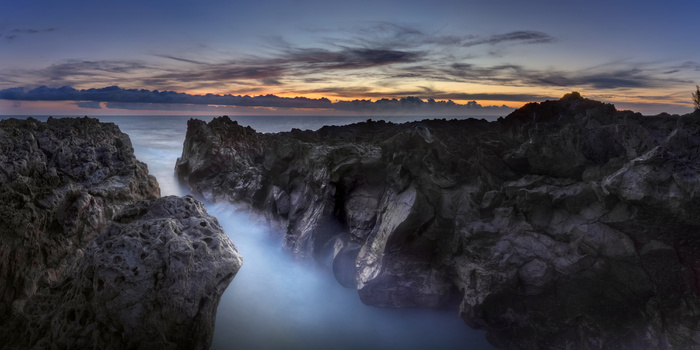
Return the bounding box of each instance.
[176,92,700,349]
[0,117,242,349]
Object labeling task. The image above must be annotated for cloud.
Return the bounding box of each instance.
[462,31,555,47]
[418,92,557,102]
[326,23,554,52]
[130,24,543,92]
[440,62,692,89]
[260,77,283,86]
[331,96,513,116]
[325,22,456,50]
[0,85,514,115]
[42,60,150,80]
[152,65,285,84]
[276,47,422,70]
[74,101,102,109]
[664,61,700,74]
[0,59,162,92]
[12,28,57,34]
[3,28,56,41]
[304,85,553,102]
[533,67,692,89]
[0,59,155,89]
[3,21,693,110]
[12,101,21,108]
[679,61,700,70]
[153,54,208,65]
[0,23,556,94]
[442,63,523,84]
[0,85,334,108]
[138,45,423,92]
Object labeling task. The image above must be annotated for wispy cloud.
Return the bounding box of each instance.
[325,22,463,50]
[323,23,554,51]
[2,27,56,41]
[152,54,209,65]
[440,61,692,89]
[0,59,157,90]
[141,25,685,95]
[275,47,422,70]
[0,22,558,95]
[152,64,286,84]
[43,60,151,78]
[462,31,555,47]
[140,46,423,91]
[128,23,549,92]
[664,61,700,74]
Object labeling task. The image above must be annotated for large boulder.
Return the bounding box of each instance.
[0,117,242,350]
[0,117,160,320]
[5,196,242,350]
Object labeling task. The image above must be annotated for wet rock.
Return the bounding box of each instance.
[176,95,700,349]
[6,196,242,350]
[0,117,242,350]
[0,117,160,322]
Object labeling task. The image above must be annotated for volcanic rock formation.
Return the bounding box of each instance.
[176,93,700,349]
[0,117,242,350]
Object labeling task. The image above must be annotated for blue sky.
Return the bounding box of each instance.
[2,0,699,115]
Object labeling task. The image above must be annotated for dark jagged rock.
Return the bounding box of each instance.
[4,196,242,350]
[176,94,700,349]
[0,117,160,319]
[0,117,242,350]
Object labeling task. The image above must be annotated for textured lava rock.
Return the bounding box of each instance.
[3,196,242,350]
[176,94,700,349]
[0,117,242,350]
[0,117,160,320]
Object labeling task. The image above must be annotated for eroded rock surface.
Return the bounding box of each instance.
[0,117,242,350]
[0,117,160,319]
[176,93,700,349]
[4,196,242,350]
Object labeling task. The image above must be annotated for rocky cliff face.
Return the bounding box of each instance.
[0,117,242,349]
[176,93,700,349]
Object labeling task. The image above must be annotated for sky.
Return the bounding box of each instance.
[1,0,700,116]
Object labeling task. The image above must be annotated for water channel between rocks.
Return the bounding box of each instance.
[33,115,497,350]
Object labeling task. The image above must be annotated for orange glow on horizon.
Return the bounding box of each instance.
[149,85,682,112]
[1,89,694,117]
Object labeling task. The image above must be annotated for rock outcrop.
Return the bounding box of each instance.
[176,93,700,349]
[0,117,242,350]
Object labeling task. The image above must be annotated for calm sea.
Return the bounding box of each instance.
[1,115,496,350]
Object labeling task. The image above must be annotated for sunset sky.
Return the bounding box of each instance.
[2,0,700,116]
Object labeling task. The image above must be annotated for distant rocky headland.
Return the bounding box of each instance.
[0,117,242,349]
[176,92,700,349]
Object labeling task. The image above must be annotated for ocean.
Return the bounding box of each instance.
[1,114,496,350]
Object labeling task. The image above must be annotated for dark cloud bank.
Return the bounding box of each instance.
[0,85,516,115]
